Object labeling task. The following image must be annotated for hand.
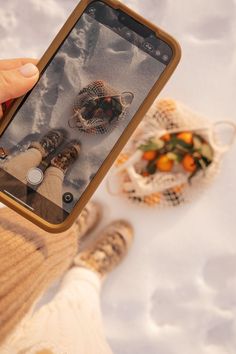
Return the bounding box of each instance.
[0,58,39,118]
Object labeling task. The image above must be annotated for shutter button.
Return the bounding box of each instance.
[26,168,44,185]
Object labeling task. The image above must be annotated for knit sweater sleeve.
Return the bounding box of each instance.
[0,207,79,345]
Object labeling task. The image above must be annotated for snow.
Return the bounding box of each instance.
[0,1,236,353]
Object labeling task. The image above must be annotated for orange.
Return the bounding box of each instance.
[142,150,157,161]
[161,133,171,142]
[177,132,193,145]
[156,155,174,172]
[142,171,150,177]
[182,154,197,172]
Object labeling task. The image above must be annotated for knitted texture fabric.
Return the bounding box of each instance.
[0,207,79,345]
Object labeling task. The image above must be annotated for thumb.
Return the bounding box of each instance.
[0,63,39,104]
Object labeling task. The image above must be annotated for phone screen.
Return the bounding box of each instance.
[0,1,172,224]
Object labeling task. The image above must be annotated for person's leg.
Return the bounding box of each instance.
[36,141,80,207]
[0,201,101,348]
[2,130,65,183]
[1,220,133,354]
[1,268,112,354]
[36,166,64,207]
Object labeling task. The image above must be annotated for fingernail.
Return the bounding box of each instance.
[19,63,38,78]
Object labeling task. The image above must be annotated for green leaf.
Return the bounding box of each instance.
[201,143,214,161]
[147,161,157,175]
[167,152,178,161]
[139,138,164,152]
[193,151,202,159]
[198,158,207,171]
[193,136,203,150]
[152,138,165,149]
[188,167,200,184]
[201,156,212,167]
[170,138,193,154]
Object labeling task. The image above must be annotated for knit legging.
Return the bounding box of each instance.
[0,206,79,344]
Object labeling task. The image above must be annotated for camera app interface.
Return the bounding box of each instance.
[0,1,171,224]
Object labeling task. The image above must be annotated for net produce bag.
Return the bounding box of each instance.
[108,99,236,207]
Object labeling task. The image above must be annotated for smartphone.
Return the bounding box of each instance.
[0,0,181,233]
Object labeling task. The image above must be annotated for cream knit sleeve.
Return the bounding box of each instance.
[0,207,79,345]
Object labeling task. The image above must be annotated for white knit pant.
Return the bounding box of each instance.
[1,268,113,354]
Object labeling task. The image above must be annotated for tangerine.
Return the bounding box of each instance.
[177,132,193,145]
[182,154,197,172]
[156,155,174,172]
[142,150,157,161]
[161,133,171,142]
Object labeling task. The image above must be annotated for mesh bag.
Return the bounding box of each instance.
[68,80,134,135]
[107,99,236,207]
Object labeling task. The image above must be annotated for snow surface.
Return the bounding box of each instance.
[0,1,236,353]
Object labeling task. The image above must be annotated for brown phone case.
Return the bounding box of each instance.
[0,0,181,233]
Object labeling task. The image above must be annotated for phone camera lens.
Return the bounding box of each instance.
[143,42,154,52]
[162,54,169,62]
[88,7,96,15]
[63,192,74,204]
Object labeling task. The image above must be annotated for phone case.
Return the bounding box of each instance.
[0,0,181,233]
